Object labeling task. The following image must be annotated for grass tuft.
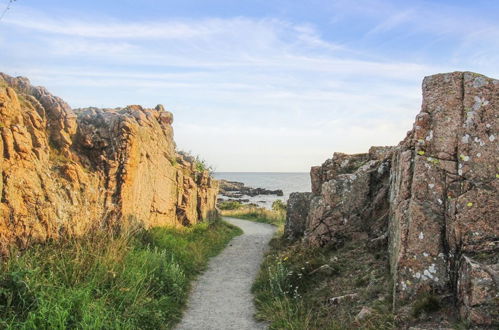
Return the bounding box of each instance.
[252,236,395,329]
[221,205,286,227]
[0,220,241,329]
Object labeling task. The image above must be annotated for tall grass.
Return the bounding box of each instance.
[0,220,242,329]
[252,238,395,329]
[221,205,286,227]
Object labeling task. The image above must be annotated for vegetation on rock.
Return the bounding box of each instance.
[252,236,396,329]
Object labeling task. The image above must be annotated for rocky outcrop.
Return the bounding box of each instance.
[389,72,498,326]
[287,72,498,326]
[0,73,218,254]
[305,147,393,247]
[218,179,283,199]
[284,192,312,241]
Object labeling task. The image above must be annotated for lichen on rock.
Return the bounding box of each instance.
[285,71,498,326]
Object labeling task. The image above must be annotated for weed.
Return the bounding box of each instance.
[252,235,395,329]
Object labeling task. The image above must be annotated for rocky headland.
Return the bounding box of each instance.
[285,72,498,327]
[0,73,218,255]
[218,179,283,204]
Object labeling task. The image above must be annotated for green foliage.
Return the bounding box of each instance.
[0,221,241,329]
[176,150,214,174]
[194,156,212,173]
[218,200,243,210]
[221,205,286,227]
[252,237,395,329]
[271,200,286,212]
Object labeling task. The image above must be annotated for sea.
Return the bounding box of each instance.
[213,172,311,209]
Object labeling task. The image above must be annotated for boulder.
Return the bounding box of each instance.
[284,192,312,240]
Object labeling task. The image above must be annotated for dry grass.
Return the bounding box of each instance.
[252,236,396,329]
[221,205,286,228]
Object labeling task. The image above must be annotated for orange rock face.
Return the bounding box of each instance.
[0,73,218,254]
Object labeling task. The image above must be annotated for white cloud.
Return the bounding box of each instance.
[1,3,497,171]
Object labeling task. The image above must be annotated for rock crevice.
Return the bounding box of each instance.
[285,71,498,326]
[0,73,218,254]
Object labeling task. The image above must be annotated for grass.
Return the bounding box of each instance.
[252,236,396,329]
[220,203,286,227]
[0,219,242,329]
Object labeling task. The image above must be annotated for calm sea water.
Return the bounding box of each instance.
[213,172,311,208]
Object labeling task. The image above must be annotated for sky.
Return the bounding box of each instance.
[0,0,498,171]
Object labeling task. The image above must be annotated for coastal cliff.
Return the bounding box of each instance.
[285,72,498,326]
[0,73,218,254]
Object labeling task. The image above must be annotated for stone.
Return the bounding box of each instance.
[457,256,498,326]
[329,293,358,305]
[218,179,283,197]
[389,72,498,319]
[304,150,392,247]
[355,306,373,321]
[284,192,312,240]
[283,71,498,326]
[0,73,218,254]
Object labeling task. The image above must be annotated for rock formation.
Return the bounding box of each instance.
[284,192,312,241]
[0,73,218,255]
[285,72,498,326]
[219,179,284,198]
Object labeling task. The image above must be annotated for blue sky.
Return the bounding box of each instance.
[1,0,498,171]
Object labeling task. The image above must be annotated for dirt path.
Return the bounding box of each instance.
[176,217,276,330]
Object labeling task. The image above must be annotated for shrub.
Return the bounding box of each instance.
[218,201,242,210]
[271,200,286,212]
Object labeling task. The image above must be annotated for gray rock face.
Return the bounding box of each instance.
[305,147,393,247]
[284,72,498,326]
[284,192,312,241]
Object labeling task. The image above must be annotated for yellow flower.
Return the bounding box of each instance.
[466,202,473,207]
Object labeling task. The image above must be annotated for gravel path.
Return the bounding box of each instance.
[176,217,276,330]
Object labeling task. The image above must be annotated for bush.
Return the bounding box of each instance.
[272,200,286,212]
[218,201,242,210]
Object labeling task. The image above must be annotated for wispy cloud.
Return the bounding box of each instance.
[0,2,498,171]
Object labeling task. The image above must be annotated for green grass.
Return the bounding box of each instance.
[221,205,286,227]
[0,220,242,329]
[252,236,395,329]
